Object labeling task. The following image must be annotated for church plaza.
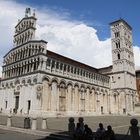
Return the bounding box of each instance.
[0,114,140,135]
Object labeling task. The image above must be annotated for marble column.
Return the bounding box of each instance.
[71,88,75,112]
[74,86,79,112]
[51,81,58,112]
[56,85,60,112]
[85,88,90,112]
[94,92,97,112]
[67,84,72,112]
[126,94,128,113]
[42,80,49,111]
[48,84,51,111]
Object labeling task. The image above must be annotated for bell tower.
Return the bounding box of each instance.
[110,19,136,114]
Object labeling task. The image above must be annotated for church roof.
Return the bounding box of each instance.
[47,50,99,73]
[110,18,132,30]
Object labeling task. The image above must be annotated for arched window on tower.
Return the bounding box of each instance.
[118,42,120,48]
[117,53,120,59]
[116,42,118,48]
[116,42,120,49]
[114,32,120,38]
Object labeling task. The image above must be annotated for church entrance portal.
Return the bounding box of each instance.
[14,96,19,113]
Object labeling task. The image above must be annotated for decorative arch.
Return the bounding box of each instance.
[101,89,104,95]
[42,75,50,82]
[86,85,91,90]
[80,84,85,89]
[74,82,79,88]
[15,79,20,85]
[92,86,96,90]
[67,81,73,87]
[22,79,26,85]
[6,83,9,87]
[105,90,108,95]
[33,78,37,84]
[10,82,13,87]
[27,79,31,84]
[51,77,59,84]
[96,87,99,92]
[60,79,66,85]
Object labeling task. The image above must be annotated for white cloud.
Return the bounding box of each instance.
[0,0,140,78]
[134,46,140,68]
[36,22,112,68]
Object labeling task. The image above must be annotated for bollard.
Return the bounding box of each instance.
[129,118,140,140]
[31,117,37,130]
[7,115,12,127]
[41,117,47,129]
[24,117,31,129]
[68,117,75,135]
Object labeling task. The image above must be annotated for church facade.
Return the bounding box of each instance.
[0,9,136,117]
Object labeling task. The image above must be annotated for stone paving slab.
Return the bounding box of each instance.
[1,114,140,135]
[0,125,50,137]
[0,128,44,140]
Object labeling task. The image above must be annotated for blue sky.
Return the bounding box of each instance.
[15,0,140,46]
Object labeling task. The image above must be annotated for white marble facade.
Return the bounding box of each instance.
[0,9,136,117]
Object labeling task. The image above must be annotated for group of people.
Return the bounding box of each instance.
[95,123,115,140]
[74,122,115,140]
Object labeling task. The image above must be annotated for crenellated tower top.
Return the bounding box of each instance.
[13,8,37,47]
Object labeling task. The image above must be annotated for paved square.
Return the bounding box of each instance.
[0,129,43,140]
[0,114,140,139]
[43,115,140,135]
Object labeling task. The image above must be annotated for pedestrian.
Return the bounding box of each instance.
[84,124,93,140]
[74,122,84,140]
[95,123,106,140]
[105,125,116,140]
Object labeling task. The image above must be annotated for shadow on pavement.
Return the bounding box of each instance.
[36,131,133,140]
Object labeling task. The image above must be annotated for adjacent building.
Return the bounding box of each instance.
[136,70,140,101]
[0,9,137,117]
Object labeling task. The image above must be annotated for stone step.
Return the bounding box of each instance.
[45,133,72,140]
[51,133,72,139]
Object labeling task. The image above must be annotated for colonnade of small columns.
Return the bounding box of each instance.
[14,17,36,46]
[4,42,45,65]
[46,58,109,87]
[3,57,40,78]
[14,30,34,46]
[15,19,36,34]
[3,50,109,89]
